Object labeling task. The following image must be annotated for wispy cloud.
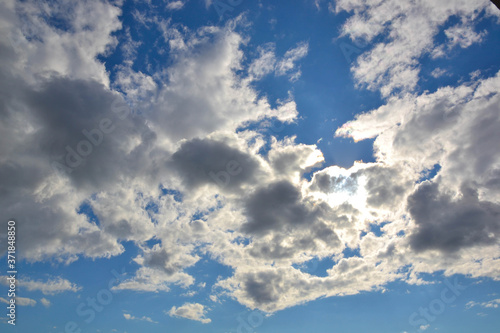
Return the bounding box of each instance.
[466,299,500,309]
[0,276,81,295]
[123,313,158,323]
[40,298,51,308]
[0,297,37,306]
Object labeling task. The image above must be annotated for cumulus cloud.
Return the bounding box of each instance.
[334,69,500,283]
[1,0,121,86]
[242,180,325,235]
[408,181,500,253]
[1,0,499,317]
[169,138,262,191]
[167,302,211,323]
[145,22,300,144]
[333,0,498,96]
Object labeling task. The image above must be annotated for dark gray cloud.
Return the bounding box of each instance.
[242,270,283,306]
[408,181,500,253]
[242,180,313,235]
[242,180,334,236]
[357,165,409,209]
[169,138,261,191]
[0,65,155,259]
[143,248,185,276]
[25,77,154,190]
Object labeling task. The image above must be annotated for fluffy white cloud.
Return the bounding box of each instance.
[334,70,500,279]
[333,0,499,96]
[167,302,211,323]
[1,0,121,86]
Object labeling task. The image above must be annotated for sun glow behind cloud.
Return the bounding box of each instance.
[308,164,369,213]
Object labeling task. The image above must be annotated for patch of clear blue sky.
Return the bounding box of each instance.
[6,1,500,332]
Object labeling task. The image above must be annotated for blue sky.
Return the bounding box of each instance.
[1,0,500,332]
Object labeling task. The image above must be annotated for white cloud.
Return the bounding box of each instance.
[333,0,497,96]
[123,313,158,323]
[0,296,36,306]
[167,302,211,323]
[1,0,122,86]
[1,0,499,317]
[0,276,81,295]
[248,41,309,81]
[430,68,449,78]
[432,24,487,58]
[210,70,500,313]
[144,21,300,144]
[444,24,486,49]
[275,41,309,80]
[466,299,500,309]
[248,43,277,79]
[40,298,51,307]
[166,1,186,11]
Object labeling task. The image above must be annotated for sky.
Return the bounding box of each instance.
[0,0,500,332]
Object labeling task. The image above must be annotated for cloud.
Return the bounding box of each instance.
[167,302,211,323]
[0,8,145,261]
[145,21,300,144]
[333,0,498,96]
[248,43,277,79]
[0,276,81,295]
[430,68,449,78]
[1,0,122,86]
[445,23,486,48]
[1,0,499,317]
[166,1,186,11]
[332,67,500,283]
[0,297,36,306]
[123,313,158,323]
[336,71,500,199]
[242,180,328,236]
[267,136,324,182]
[111,265,194,293]
[216,255,405,312]
[275,41,309,81]
[248,41,309,81]
[466,299,500,309]
[169,137,262,191]
[408,181,500,253]
[40,298,51,307]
